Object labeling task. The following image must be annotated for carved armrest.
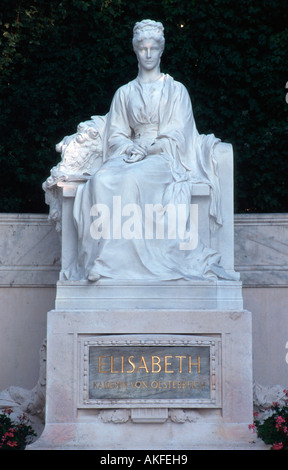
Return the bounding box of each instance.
[43,115,107,231]
[211,141,236,274]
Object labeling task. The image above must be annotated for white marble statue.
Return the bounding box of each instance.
[44,19,235,282]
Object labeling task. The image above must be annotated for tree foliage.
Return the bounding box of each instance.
[0,0,287,213]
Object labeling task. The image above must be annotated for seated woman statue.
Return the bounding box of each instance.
[69,19,231,282]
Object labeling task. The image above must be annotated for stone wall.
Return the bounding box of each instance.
[0,214,60,390]
[0,213,287,390]
[235,213,288,386]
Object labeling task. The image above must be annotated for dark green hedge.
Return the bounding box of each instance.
[0,0,287,213]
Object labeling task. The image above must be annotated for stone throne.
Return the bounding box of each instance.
[43,113,243,311]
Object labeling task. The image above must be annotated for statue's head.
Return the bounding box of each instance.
[132,19,165,54]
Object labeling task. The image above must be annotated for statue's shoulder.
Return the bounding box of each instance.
[114,79,137,95]
[164,74,187,89]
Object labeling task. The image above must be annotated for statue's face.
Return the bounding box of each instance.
[135,38,162,71]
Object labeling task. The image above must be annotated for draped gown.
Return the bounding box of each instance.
[67,74,232,281]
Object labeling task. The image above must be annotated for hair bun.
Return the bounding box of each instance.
[132,19,165,51]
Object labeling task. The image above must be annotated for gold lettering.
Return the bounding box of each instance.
[127,356,135,373]
[131,381,148,388]
[188,356,201,373]
[110,356,119,373]
[137,356,149,373]
[99,356,108,373]
[175,355,186,373]
[97,352,203,376]
[164,355,174,373]
[151,356,161,373]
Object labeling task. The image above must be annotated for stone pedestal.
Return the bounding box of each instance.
[29,297,256,450]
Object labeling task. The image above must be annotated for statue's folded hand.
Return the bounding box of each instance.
[146,139,163,156]
[123,143,147,163]
[124,153,145,163]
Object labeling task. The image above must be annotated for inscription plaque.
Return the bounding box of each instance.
[89,345,209,400]
[79,335,221,408]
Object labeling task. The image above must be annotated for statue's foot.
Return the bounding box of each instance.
[88,268,101,282]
